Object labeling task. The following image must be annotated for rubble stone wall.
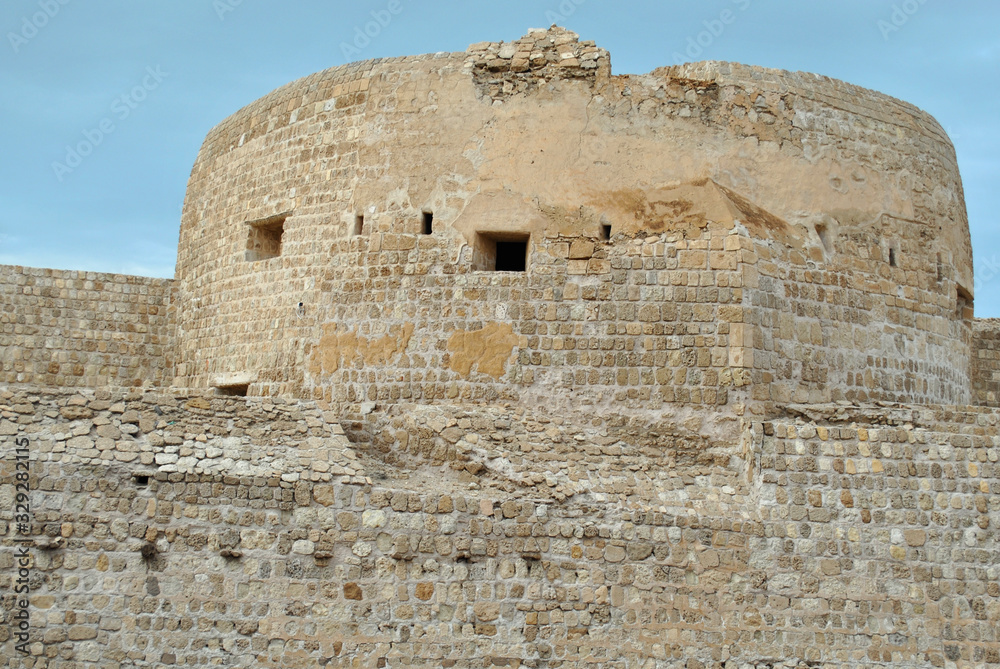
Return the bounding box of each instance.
[0,265,175,389]
[2,386,997,667]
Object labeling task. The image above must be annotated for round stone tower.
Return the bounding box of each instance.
[174,27,974,413]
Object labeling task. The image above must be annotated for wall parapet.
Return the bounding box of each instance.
[0,265,175,389]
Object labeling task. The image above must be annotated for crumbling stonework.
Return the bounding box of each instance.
[1,26,998,668]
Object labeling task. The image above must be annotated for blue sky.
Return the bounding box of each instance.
[2,0,998,315]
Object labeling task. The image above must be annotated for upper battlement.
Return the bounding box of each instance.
[464,26,611,102]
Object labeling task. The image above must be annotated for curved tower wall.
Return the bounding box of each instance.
[175,29,973,411]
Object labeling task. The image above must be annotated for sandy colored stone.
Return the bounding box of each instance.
[474,601,500,622]
[447,323,519,379]
[310,323,414,374]
[313,485,336,506]
[414,582,434,601]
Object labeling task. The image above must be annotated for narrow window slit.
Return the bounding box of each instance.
[422,212,433,235]
[816,224,831,253]
[601,224,612,241]
[353,214,365,236]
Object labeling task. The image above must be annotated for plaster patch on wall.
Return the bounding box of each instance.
[446,322,519,379]
[310,323,415,374]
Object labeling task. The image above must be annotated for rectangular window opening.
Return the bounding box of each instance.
[245,213,288,262]
[601,224,612,241]
[132,474,149,487]
[215,384,249,397]
[422,211,434,235]
[888,247,897,267]
[472,232,529,272]
[353,214,365,236]
[936,253,944,282]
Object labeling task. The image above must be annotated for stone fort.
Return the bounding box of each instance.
[2,27,999,668]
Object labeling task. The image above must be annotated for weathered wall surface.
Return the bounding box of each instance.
[3,386,998,667]
[974,319,1000,407]
[172,28,973,412]
[0,265,175,389]
[745,227,972,407]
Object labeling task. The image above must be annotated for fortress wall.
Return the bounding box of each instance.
[640,66,974,406]
[0,265,175,389]
[3,386,998,667]
[649,62,975,406]
[750,408,1000,667]
[364,401,745,505]
[666,61,974,294]
[973,319,1000,407]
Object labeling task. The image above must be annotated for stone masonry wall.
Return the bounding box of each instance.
[0,265,175,389]
[172,28,973,412]
[745,228,972,408]
[749,403,1000,667]
[2,386,998,667]
[973,319,1000,407]
[309,218,748,417]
